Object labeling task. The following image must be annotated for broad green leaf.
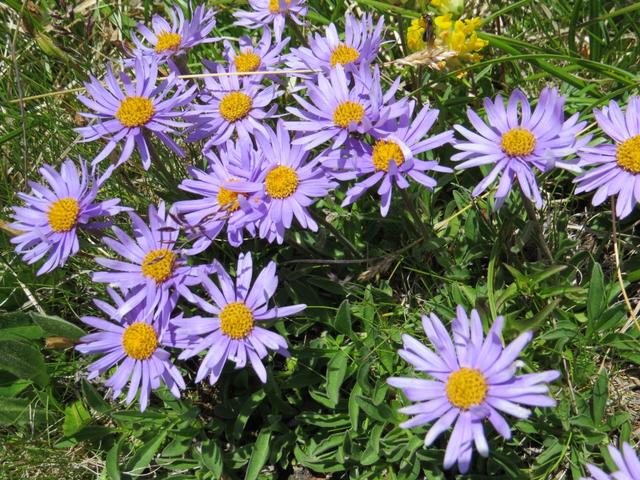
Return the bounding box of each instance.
[592,370,608,425]
[31,313,85,340]
[244,428,271,480]
[106,439,122,480]
[0,339,49,386]
[333,300,352,336]
[200,439,223,477]
[325,349,349,406]
[126,430,168,474]
[232,389,266,439]
[0,396,46,425]
[587,263,606,322]
[82,379,111,414]
[63,400,92,437]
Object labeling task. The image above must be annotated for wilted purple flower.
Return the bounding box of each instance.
[287,13,383,74]
[92,202,204,319]
[340,102,454,216]
[574,97,640,218]
[77,288,187,411]
[285,64,407,151]
[453,88,589,209]
[387,306,560,474]
[9,159,125,275]
[234,0,307,40]
[187,62,280,150]
[130,4,218,62]
[583,443,640,480]
[223,28,289,78]
[76,57,196,169]
[173,252,306,384]
[172,139,265,251]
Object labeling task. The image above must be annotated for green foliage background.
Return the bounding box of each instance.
[1,0,640,478]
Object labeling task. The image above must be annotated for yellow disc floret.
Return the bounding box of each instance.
[122,323,158,360]
[234,51,262,72]
[141,249,176,284]
[372,140,405,172]
[155,31,182,53]
[616,135,640,174]
[219,302,254,339]
[217,187,242,212]
[330,44,360,67]
[219,92,253,122]
[48,198,80,232]
[501,128,537,157]
[116,97,155,128]
[333,101,365,128]
[445,367,488,410]
[265,165,299,199]
[268,0,291,13]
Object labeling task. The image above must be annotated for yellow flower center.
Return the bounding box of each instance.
[141,249,176,284]
[155,31,182,53]
[616,135,640,174]
[500,128,537,157]
[219,92,253,122]
[217,187,243,212]
[333,101,365,129]
[268,0,291,13]
[371,140,405,172]
[264,165,299,199]
[234,51,262,72]
[219,302,254,339]
[329,44,361,67]
[115,97,155,128]
[48,197,80,232]
[122,323,158,360]
[445,367,488,410]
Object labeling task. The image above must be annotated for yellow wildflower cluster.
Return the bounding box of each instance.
[405,0,487,64]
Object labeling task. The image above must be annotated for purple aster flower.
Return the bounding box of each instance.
[172,139,265,251]
[340,102,454,216]
[130,4,218,63]
[9,159,125,275]
[77,288,187,411]
[92,202,204,320]
[76,56,196,169]
[583,443,640,480]
[574,97,640,218]
[387,306,560,474]
[223,28,289,79]
[453,87,589,209]
[239,121,336,244]
[233,0,307,41]
[285,64,408,151]
[286,13,384,75]
[186,62,280,150]
[173,252,306,384]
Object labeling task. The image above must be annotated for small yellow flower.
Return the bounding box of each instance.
[434,13,453,31]
[407,17,427,52]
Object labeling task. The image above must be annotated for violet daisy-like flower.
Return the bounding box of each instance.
[574,97,640,218]
[340,102,454,216]
[93,202,203,319]
[583,443,640,480]
[130,4,218,62]
[173,252,306,384]
[9,159,125,275]
[453,87,589,209]
[76,56,196,169]
[172,139,264,251]
[223,28,289,77]
[77,288,187,411]
[287,13,384,74]
[246,121,336,244]
[285,64,407,151]
[387,306,560,474]
[187,62,280,150]
[233,0,307,41]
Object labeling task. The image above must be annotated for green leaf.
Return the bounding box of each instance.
[106,439,122,480]
[31,313,85,340]
[325,349,349,407]
[587,263,606,322]
[333,300,352,336]
[232,389,266,439]
[126,430,168,474]
[63,400,92,437]
[200,439,223,477]
[0,312,44,340]
[82,379,111,414]
[244,428,271,480]
[0,396,46,425]
[592,370,608,425]
[0,339,49,386]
